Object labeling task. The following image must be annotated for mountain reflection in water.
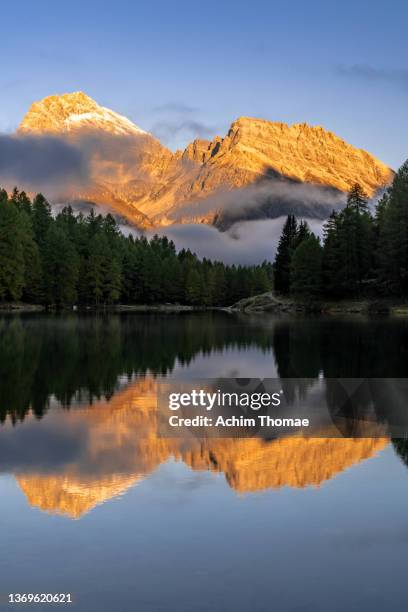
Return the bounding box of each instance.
[2,312,408,519]
[2,311,408,424]
[1,379,387,518]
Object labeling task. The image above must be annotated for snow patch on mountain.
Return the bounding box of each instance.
[19,91,147,136]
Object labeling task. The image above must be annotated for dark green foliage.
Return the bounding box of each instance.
[375,161,408,295]
[0,187,271,308]
[273,214,298,293]
[43,224,79,307]
[275,174,408,298]
[32,193,52,249]
[0,198,25,300]
[86,233,119,305]
[290,234,323,295]
[20,211,43,303]
[347,182,369,213]
[322,211,340,295]
[320,184,373,296]
[293,219,311,249]
[273,216,313,294]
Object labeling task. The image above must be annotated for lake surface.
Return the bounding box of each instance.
[1,312,408,611]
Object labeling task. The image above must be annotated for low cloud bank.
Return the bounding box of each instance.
[0,130,159,195]
[149,218,325,265]
[0,134,88,192]
[172,177,346,226]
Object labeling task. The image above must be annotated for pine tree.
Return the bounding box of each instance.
[0,199,25,300]
[186,268,202,305]
[139,248,162,303]
[321,185,374,296]
[32,194,52,250]
[211,264,227,306]
[322,211,341,295]
[43,224,79,306]
[252,266,271,294]
[290,234,323,296]
[56,206,78,240]
[86,233,109,305]
[293,219,311,249]
[336,206,359,293]
[347,183,369,213]
[105,256,122,304]
[20,211,43,303]
[374,190,392,293]
[121,237,141,303]
[376,161,408,295]
[274,214,298,293]
[347,183,372,288]
[161,256,183,303]
[17,191,32,216]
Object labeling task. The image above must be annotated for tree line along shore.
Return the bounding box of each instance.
[0,189,272,309]
[273,160,408,301]
[0,158,407,311]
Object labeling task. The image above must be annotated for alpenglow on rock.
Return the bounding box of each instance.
[19,91,148,136]
[18,92,394,228]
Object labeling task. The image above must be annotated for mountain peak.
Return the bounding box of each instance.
[214,115,393,195]
[15,94,394,228]
[19,91,147,137]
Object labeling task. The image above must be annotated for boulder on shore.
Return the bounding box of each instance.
[229,292,308,313]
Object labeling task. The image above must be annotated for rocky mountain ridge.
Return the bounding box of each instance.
[18,92,394,228]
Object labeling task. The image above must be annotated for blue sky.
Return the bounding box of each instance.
[1,0,407,168]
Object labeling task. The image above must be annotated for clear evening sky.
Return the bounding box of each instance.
[0,0,407,168]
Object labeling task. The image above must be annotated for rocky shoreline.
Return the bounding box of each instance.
[228,292,408,316]
[2,295,408,316]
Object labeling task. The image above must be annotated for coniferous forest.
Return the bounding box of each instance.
[0,188,272,308]
[1,158,408,308]
[274,160,408,299]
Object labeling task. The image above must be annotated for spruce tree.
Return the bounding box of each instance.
[294,219,311,249]
[20,211,43,303]
[0,199,25,301]
[86,233,111,305]
[274,214,298,293]
[105,257,122,304]
[336,206,359,293]
[186,268,203,305]
[347,183,369,214]
[252,266,271,294]
[43,224,79,307]
[212,264,227,306]
[322,211,341,295]
[290,234,323,296]
[32,194,52,250]
[321,184,374,296]
[17,191,32,216]
[377,161,408,294]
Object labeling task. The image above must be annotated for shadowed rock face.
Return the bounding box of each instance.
[17,93,394,228]
[13,379,388,519]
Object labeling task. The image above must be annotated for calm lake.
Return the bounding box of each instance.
[1,312,408,612]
